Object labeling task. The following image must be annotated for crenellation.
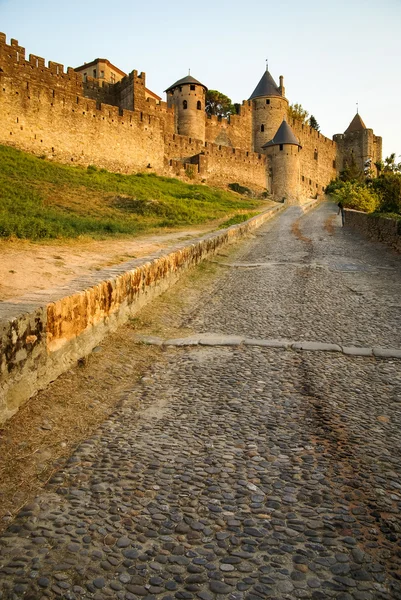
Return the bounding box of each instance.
[0,34,382,202]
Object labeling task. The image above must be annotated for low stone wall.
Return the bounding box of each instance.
[0,204,288,424]
[345,209,401,252]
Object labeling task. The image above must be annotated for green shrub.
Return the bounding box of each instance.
[228,182,252,195]
[372,173,401,215]
[333,181,379,213]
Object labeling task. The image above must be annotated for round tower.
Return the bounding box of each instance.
[263,120,302,205]
[249,68,288,152]
[165,75,207,143]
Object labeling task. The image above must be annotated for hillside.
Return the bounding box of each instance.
[0,145,267,240]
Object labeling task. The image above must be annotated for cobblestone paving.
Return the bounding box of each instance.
[1,203,401,600]
[191,203,401,348]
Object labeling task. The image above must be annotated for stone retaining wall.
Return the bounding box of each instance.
[345,209,401,252]
[1,204,291,424]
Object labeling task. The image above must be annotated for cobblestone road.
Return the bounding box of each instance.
[1,202,401,600]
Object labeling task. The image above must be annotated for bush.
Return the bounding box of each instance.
[228,182,252,195]
[332,181,379,213]
[372,173,401,215]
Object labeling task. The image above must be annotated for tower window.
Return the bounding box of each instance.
[183,100,188,109]
[93,69,96,78]
[314,149,318,160]
[190,85,195,90]
[279,144,283,151]
[261,124,264,132]
[333,160,336,169]
[197,101,201,110]
[179,86,182,92]
[266,99,270,105]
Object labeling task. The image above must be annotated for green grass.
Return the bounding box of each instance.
[218,212,258,228]
[0,145,266,240]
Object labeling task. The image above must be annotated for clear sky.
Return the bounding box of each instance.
[1,0,400,160]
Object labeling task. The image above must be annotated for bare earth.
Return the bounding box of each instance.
[0,225,214,302]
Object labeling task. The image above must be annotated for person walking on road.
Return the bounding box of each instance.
[337,201,345,226]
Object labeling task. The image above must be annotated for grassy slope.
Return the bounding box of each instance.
[0,145,266,240]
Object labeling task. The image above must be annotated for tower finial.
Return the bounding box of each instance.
[188,68,191,75]
[356,101,359,114]
[266,58,268,72]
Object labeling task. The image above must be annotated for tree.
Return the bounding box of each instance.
[375,153,401,174]
[309,115,320,131]
[287,103,309,124]
[205,90,236,118]
[333,181,380,213]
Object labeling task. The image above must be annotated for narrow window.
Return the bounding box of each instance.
[100,70,104,79]
[190,84,195,91]
[261,124,264,132]
[309,179,312,185]
[333,160,336,169]
[266,99,270,105]
[314,149,318,160]
[279,144,283,151]
[110,73,116,83]
[93,69,96,78]
[183,100,188,109]
[179,86,182,92]
[197,100,201,110]
[302,175,305,182]
[84,72,87,81]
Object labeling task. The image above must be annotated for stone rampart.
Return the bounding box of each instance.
[0,204,286,425]
[345,209,401,252]
[291,121,337,197]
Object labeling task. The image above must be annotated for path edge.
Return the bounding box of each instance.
[0,202,294,424]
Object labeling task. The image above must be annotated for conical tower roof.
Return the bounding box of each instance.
[249,69,282,100]
[344,113,366,134]
[262,120,301,148]
[165,75,207,93]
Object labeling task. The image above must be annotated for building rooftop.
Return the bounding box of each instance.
[165,75,207,93]
[249,69,282,100]
[75,58,127,78]
[344,112,367,134]
[262,120,301,148]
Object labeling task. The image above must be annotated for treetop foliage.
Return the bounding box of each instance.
[205,90,236,118]
[326,153,401,216]
[287,103,309,124]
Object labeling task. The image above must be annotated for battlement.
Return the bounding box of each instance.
[0,32,82,93]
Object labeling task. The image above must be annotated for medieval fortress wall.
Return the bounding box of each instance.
[0,33,382,201]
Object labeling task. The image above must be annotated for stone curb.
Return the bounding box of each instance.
[135,334,401,359]
[0,204,285,424]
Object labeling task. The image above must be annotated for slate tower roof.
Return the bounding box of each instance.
[344,113,367,134]
[262,120,301,148]
[165,75,207,93]
[249,69,282,100]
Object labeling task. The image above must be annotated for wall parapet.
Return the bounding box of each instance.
[344,209,401,252]
[0,205,285,425]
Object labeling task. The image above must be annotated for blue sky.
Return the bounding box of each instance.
[1,0,400,159]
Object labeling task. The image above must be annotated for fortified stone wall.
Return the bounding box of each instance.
[291,120,337,197]
[205,102,253,151]
[345,209,401,253]
[0,35,175,172]
[334,129,382,176]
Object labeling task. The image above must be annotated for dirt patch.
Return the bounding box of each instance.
[0,225,217,302]
[291,218,312,244]
[324,214,336,235]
